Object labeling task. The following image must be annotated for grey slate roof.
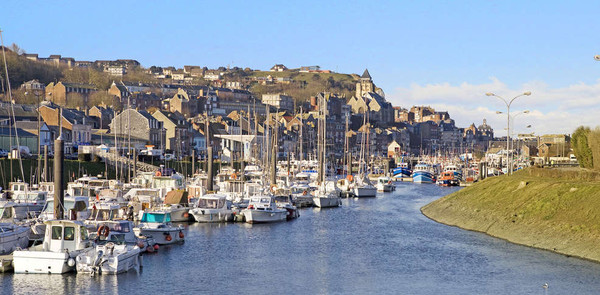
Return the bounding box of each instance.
[361,69,372,79]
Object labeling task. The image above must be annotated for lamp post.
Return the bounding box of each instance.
[486,91,531,175]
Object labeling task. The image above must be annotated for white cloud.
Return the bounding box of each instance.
[387,78,600,136]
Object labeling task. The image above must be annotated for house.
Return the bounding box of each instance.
[45,82,97,106]
[270,64,288,72]
[20,80,45,91]
[204,72,221,81]
[14,121,52,153]
[38,104,94,154]
[151,110,192,155]
[262,93,294,111]
[105,65,125,76]
[171,72,185,81]
[387,141,402,158]
[300,66,320,72]
[0,127,39,154]
[89,106,115,129]
[109,109,164,149]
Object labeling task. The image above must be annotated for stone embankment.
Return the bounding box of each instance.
[421,167,600,262]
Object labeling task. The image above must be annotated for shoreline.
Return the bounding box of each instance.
[421,167,600,264]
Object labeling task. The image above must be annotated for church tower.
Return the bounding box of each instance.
[356,69,375,98]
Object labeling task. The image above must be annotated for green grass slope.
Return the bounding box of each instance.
[421,167,600,262]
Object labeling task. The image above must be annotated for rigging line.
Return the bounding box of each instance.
[0,29,25,182]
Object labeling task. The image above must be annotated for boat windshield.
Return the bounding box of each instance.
[141,213,171,223]
[43,200,88,212]
[134,190,160,198]
[90,209,118,221]
[0,207,12,219]
[71,187,92,197]
[106,222,130,233]
[12,192,45,202]
[197,198,224,209]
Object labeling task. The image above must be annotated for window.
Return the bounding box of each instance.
[80,226,88,240]
[51,226,62,240]
[64,227,75,241]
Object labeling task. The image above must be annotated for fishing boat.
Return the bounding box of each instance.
[376,176,395,192]
[412,163,436,183]
[189,194,234,223]
[135,211,185,245]
[242,195,288,224]
[392,162,412,179]
[13,220,93,274]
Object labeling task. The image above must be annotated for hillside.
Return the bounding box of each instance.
[421,167,600,262]
[247,70,357,104]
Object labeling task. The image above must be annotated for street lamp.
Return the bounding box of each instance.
[486,91,531,175]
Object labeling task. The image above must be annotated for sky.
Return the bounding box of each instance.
[2,0,600,136]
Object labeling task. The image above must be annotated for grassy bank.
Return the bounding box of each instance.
[421,167,600,262]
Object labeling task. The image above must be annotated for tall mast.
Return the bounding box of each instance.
[1,29,25,183]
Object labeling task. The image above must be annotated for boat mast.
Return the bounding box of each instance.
[0,29,25,183]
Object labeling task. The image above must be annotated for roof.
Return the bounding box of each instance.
[361,69,372,79]
[0,127,36,137]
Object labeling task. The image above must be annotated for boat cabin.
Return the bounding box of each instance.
[197,195,230,210]
[40,196,90,221]
[247,196,277,211]
[43,220,91,252]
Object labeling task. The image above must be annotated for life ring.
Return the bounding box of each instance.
[231,173,237,180]
[270,184,276,192]
[97,225,110,238]
[302,190,308,196]
[346,175,354,182]
[155,171,162,177]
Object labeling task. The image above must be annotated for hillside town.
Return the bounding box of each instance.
[2,51,573,169]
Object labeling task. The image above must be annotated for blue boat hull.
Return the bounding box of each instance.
[392,167,412,177]
[413,171,435,183]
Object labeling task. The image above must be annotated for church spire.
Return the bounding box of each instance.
[361,68,372,80]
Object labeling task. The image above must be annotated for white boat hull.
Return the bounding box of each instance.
[0,225,30,255]
[168,207,191,222]
[376,184,395,192]
[353,186,377,198]
[76,244,141,275]
[312,196,342,208]
[13,249,77,274]
[190,208,233,223]
[243,209,287,224]
[137,228,184,245]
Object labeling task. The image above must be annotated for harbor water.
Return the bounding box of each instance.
[3,183,600,294]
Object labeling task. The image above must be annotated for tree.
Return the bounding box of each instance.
[588,127,600,170]
[572,126,593,168]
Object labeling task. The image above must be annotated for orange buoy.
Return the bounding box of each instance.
[165,234,172,241]
[231,173,237,180]
[347,175,354,182]
[179,231,184,239]
[155,171,162,177]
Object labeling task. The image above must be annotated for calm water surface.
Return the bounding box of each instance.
[3,183,600,294]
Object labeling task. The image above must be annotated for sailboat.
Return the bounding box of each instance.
[351,107,377,198]
[312,93,341,208]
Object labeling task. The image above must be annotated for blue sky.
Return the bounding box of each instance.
[2,1,600,135]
